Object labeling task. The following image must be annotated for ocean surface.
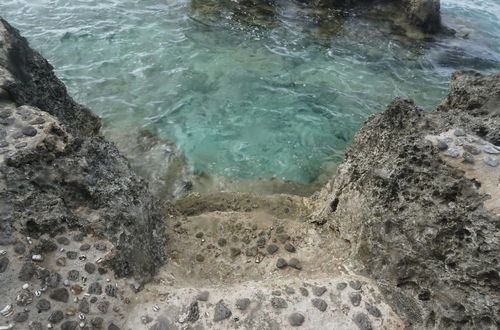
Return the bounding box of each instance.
[1,0,499,189]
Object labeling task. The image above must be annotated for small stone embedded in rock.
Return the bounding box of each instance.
[463,144,481,155]
[79,299,90,314]
[18,262,36,281]
[66,251,78,259]
[462,152,475,164]
[484,156,499,167]
[79,244,90,251]
[288,258,302,270]
[312,298,328,312]
[349,280,362,290]
[483,145,500,154]
[105,284,117,297]
[91,317,103,329]
[97,301,109,314]
[217,238,227,247]
[13,311,29,323]
[245,246,258,257]
[299,287,309,297]
[350,292,362,306]
[195,232,204,238]
[337,282,347,290]
[353,312,373,330]
[266,244,278,254]
[276,258,287,268]
[56,257,66,266]
[444,148,460,158]
[22,126,37,137]
[213,300,232,321]
[98,267,107,275]
[270,297,287,309]
[72,233,84,242]
[14,243,26,254]
[284,242,296,252]
[230,248,241,258]
[16,290,34,306]
[0,256,8,273]
[186,301,199,322]
[68,270,79,281]
[312,286,327,297]
[56,237,70,245]
[235,298,250,310]
[365,303,381,318]
[288,312,305,326]
[271,290,281,296]
[36,299,51,312]
[436,139,448,150]
[48,310,64,324]
[50,288,69,303]
[454,128,465,136]
[60,320,78,330]
[94,242,107,251]
[108,323,120,330]
[195,254,205,262]
[88,282,102,295]
[277,234,290,244]
[285,287,295,294]
[32,254,43,261]
[84,263,96,274]
[29,321,43,330]
[256,237,266,248]
[197,291,209,301]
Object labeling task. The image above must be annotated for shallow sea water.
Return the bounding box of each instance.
[0,0,499,189]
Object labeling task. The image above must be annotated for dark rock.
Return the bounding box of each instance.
[18,262,36,281]
[29,321,43,330]
[79,243,90,251]
[94,242,107,251]
[186,301,199,322]
[312,286,327,297]
[349,280,362,290]
[48,310,64,324]
[36,298,51,311]
[61,321,78,330]
[350,292,362,307]
[13,311,29,323]
[365,303,382,318]
[66,251,78,259]
[312,298,328,312]
[98,267,108,275]
[22,126,37,136]
[276,258,287,268]
[245,246,258,257]
[56,236,70,245]
[105,284,117,297]
[288,258,302,270]
[299,287,309,297]
[436,139,448,150]
[195,232,204,238]
[217,238,227,247]
[90,297,98,303]
[79,298,90,314]
[84,263,96,274]
[32,239,57,253]
[14,242,26,254]
[97,300,109,314]
[197,291,209,301]
[72,233,85,241]
[463,144,481,155]
[277,234,290,244]
[88,282,103,295]
[256,237,266,248]
[68,269,80,281]
[0,234,17,245]
[235,298,251,310]
[43,271,61,288]
[288,313,305,326]
[0,256,9,273]
[108,323,120,330]
[49,288,69,303]
[214,300,232,321]
[270,297,287,309]
[91,317,104,329]
[353,313,372,330]
[337,282,347,290]
[266,244,278,254]
[284,242,296,253]
[195,254,205,262]
[230,248,241,258]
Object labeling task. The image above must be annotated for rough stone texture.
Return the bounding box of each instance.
[402,0,441,33]
[312,70,499,329]
[0,18,167,279]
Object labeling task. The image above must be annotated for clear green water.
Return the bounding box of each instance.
[1,0,499,184]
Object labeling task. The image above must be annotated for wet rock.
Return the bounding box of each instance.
[0,256,8,273]
[79,244,90,251]
[13,311,29,323]
[50,288,69,303]
[266,244,278,254]
[48,310,64,324]
[36,298,51,312]
[84,263,96,274]
[18,262,36,281]
[300,287,309,297]
[284,242,296,253]
[276,258,287,268]
[483,156,499,167]
[88,282,103,295]
[68,270,80,281]
[186,301,199,322]
[353,312,372,330]
[91,317,104,329]
[97,301,109,314]
[288,312,305,327]
[312,298,328,312]
[337,282,347,290]
[79,299,90,314]
[350,292,362,307]
[245,246,258,257]
[312,286,327,297]
[365,303,381,318]
[217,238,227,247]
[197,291,209,301]
[230,248,241,258]
[270,297,287,309]
[108,323,120,330]
[94,242,107,251]
[56,237,70,245]
[105,285,117,297]
[288,258,302,270]
[61,320,78,330]
[349,280,362,290]
[213,300,231,322]
[235,298,250,310]
[66,251,78,259]
[14,242,26,254]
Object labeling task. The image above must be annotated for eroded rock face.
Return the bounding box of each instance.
[0,18,167,279]
[403,0,441,33]
[312,70,499,329]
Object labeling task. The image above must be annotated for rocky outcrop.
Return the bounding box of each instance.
[0,18,167,279]
[402,0,441,33]
[312,70,499,329]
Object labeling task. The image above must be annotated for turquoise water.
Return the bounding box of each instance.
[1,0,499,184]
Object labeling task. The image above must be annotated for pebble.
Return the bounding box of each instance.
[79,244,90,251]
[436,139,448,150]
[270,297,287,309]
[79,299,90,314]
[14,243,26,254]
[276,258,287,268]
[16,290,34,306]
[444,148,459,158]
[484,145,500,154]
[56,237,70,245]
[484,156,499,167]
[66,251,78,259]
[36,299,51,312]
[18,262,36,281]
[15,142,27,149]
[312,298,328,312]
[463,144,481,155]
[94,242,107,251]
[285,287,295,295]
[186,301,199,322]
[1,304,13,317]
[256,237,266,248]
[462,152,475,164]
[72,233,85,242]
[96,301,108,314]
[350,292,362,306]
[195,232,204,238]
[235,298,250,310]
[90,317,103,329]
[288,312,305,326]
[365,303,381,318]
[152,305,160,312]
[71,285,83,295]
[230,248,241,257]
[266,244,278,254]
[217,238,227,247]
[108,323,120,330]
[44,272,61,288]
[213,300,232,321]
[29,321,43,330]
[0,257,9,273]
[353,312,373,330]
[277,234,290,244]
[245,246,258,257]
[32,254,43,261]
[56,257,66,266]
[312,286,327,297]
[454,128,465,136]
[88,282,103,295]
[349,280,362,290]
[13,311,29,323]
[299,287,309,297]
[60,321,78,330]
[195,254,205,262]
[50,288,69,303]
[68,270,80,281]
[84,263,96,274]
[271,290,282,296]
[337,282,347,290]
[105,285,117,297]
[288,258,302,270]
[196,291,209,302]
[98,267,107,275]
[48,310,64,324]
[284,242,296,253]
